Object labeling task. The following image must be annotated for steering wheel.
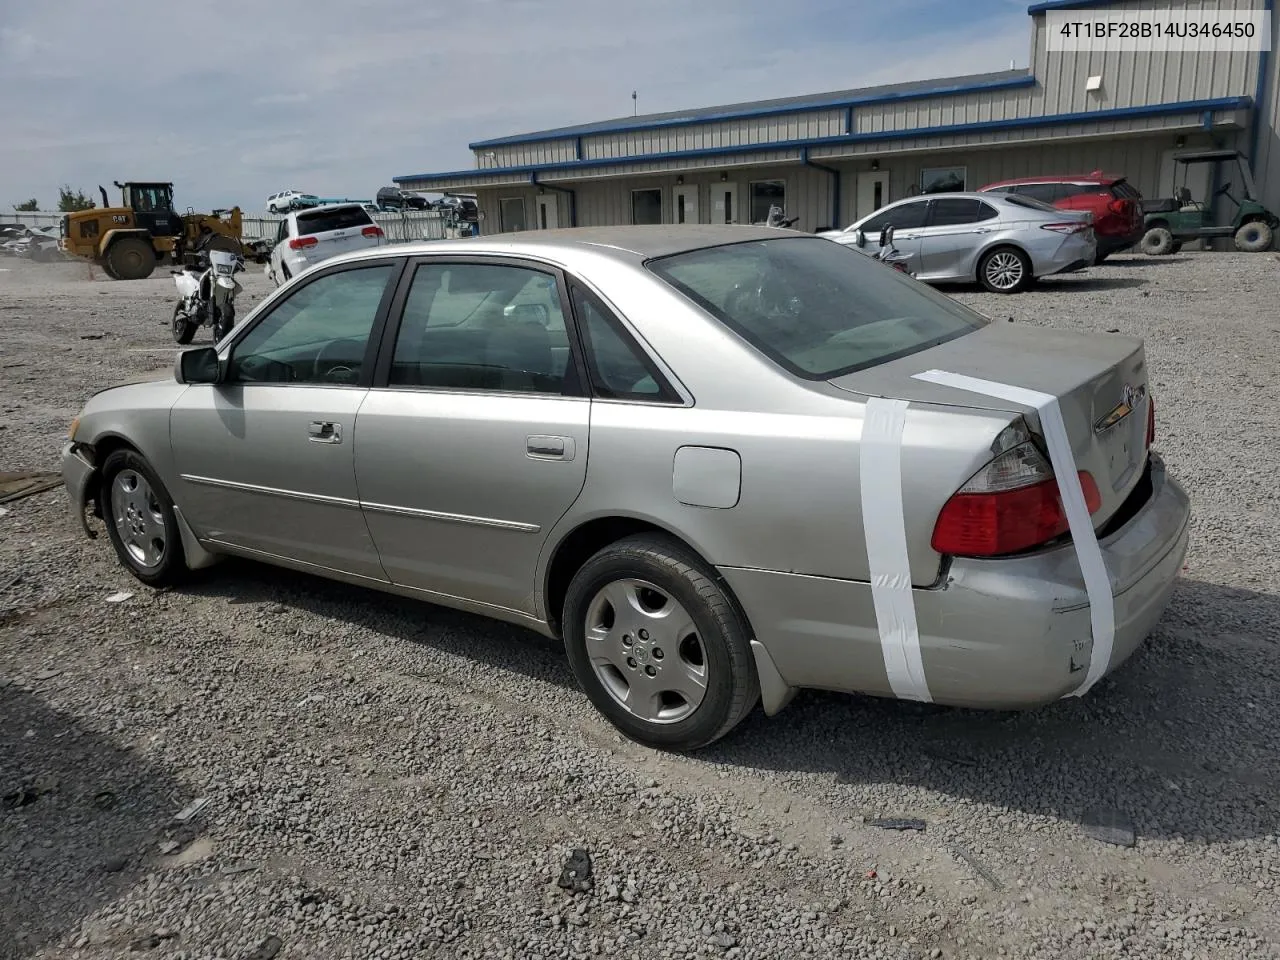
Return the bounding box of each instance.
[312,338,364,383]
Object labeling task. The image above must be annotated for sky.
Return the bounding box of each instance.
[0,0,1033,214]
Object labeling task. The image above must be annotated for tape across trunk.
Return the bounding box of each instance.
[911,369,1116,697]
[860,397,932,702]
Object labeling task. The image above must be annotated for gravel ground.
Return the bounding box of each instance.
[1,251,1278,960]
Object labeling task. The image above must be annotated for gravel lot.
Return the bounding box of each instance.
[1,250,1278,960]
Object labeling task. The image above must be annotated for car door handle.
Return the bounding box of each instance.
[972,227,995,233]
[527,435,574,460]
[308,421,342,444]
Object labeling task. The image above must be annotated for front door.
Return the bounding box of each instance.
[170,260,400,580]
[856,171,890,220]
[709,183,738,224]
[534,195,559,230]
[672,185,699,224]
[915,196,1000,280]
[354,258,589,616]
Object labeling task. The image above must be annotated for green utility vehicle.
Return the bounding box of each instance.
[1140,150,1277,255]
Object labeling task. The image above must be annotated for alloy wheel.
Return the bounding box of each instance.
[985,251,1024,290]
[111,469,167,569]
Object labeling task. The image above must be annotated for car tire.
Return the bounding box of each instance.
[1141,226,1174,256]
[562,534,759,752]
[1169,241,1183,254]
[1094,250,1110,265]
[172,303,195,344]
[212,302,234,341]
[977,246,1032,294]
[99,449,189,589]
[1234,220,1274,253]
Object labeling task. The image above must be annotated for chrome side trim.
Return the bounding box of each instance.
[361,500,541,534]
[180,474,362,510]
[182,474,539,533]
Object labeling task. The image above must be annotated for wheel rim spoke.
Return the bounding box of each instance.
[111,470,165,570]
[584,578,708,725]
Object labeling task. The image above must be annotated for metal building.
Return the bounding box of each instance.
[397,0,1278,235]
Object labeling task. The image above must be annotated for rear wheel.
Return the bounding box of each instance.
[105,238,157,280]
[562,534,759,751]
[99,449,188,588]
[1234,220,1274,253]
[1094,251,1110,265]
[977,247,1032,294]
[171,303,195,344]
[1141,226,1174,256]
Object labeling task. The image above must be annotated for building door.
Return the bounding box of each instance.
[710,183,738,224]
[672,185,699,224]
[856,171,890,219]
[534,195,559,230]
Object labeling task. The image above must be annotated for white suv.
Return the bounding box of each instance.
[267,203,386,286]
[266,190,315,214]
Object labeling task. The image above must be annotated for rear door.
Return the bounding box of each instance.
[353,256,590,616]
[915,197,1000,280]
[293,205,384,264]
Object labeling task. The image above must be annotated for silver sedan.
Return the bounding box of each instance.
[62,226,1189,751]
[820,191,1097,293]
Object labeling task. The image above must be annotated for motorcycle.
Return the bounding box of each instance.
[760,203,800,229]
[855,223,915,276]
[170,246,245,344]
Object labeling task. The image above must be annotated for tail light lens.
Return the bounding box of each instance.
[361,225,384,238]
[288,235,318,250]
[1146,395,1155,447]
[932,422,1102,557]
[1041,221,1090,235]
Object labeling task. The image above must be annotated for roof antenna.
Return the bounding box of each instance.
[632,90,637,116]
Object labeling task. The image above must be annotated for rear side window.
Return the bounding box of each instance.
[649,236,987,380]
[1060,183,1103,199]
[1013,183,1064,203]
[570,286,678,403]
[1110,180,1142,200]
[295,206,373,235]
[928,198,998,226]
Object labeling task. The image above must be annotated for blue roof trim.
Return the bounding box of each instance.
[396,96,1253,185]
[467,74,1037,149]
[1027,0,1127,12]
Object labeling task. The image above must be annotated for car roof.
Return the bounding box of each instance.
[294,201,366,214]
[322,225,807,266]
[981,174,1124,188]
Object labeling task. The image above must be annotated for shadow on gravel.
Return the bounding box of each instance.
[1035,275,1151,292]
[0,687,196,960]
[181,562,1280,844]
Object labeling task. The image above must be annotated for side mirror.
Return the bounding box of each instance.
[854,229,866,248]
[175,346,221,384]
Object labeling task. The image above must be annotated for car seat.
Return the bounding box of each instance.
[486,320,555,392]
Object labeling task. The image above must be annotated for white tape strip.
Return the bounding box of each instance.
[860,398,931,703]
[912,369,1115,697]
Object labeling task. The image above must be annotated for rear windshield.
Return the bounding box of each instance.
[647,236,987,380]
[1110,179,1142,200]
[296,206,373,234]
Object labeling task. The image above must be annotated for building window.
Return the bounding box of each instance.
[631,188,662,225]
[749,179,786,223]
[499,197,527,232]
[920,166,967,194]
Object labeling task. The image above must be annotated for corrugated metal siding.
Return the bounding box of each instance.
[1253,8,1280,215]
[478,140,578,168]
[581,109,846,160]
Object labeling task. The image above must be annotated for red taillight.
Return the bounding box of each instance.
[1041,221,1089,235]
[1146,395,1155,447]
[931,423,1103,557]
[361,225,384,238]
[288,235,318,250]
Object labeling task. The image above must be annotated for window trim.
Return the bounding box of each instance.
[369,253,591,400]
[567,283,683,406]
[219,255,407,390]
[630,187,663,225]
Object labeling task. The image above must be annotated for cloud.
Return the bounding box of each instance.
[0,0,1028,212]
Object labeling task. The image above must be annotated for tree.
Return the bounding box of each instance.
[12,198,39,211]
[57,185,95,212]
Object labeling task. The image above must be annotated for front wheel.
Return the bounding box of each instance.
[978,247,1032,294]
[172,303,195,344]
[212,302,234,341]
[1141,226,1174,256]
[1234,220,1274,253]
[99,449,188,588]
[562,534,759,751]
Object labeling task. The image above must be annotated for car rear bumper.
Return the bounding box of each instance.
[1032,231,1097,277]
[721,453,1190,712]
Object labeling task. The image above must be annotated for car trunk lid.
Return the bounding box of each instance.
[830,322,1151,528]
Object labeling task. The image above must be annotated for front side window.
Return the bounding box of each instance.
[228,264,394,385]
[649,236,986,380]
[389,262,573,395]
[631,189,662,225]
[860,200,929,234]
[749,179,787,224]
[499,197,526,232]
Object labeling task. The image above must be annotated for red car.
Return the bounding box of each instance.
[978,172,1144,263]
